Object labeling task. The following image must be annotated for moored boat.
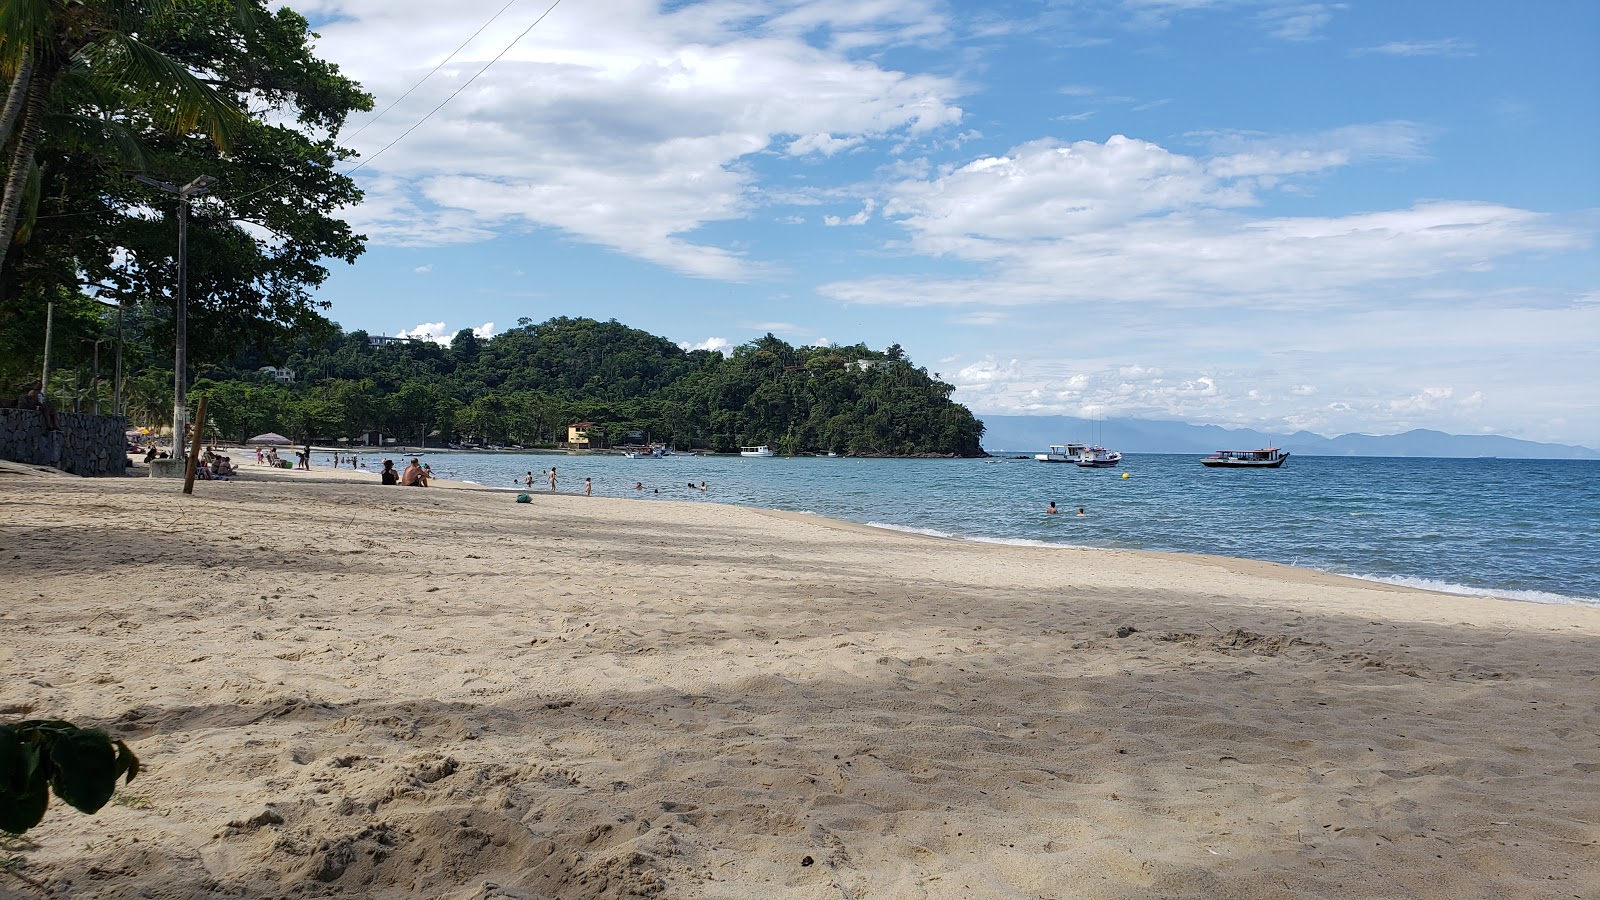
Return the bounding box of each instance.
[1035,443,1088,463]
[740,445,775,458]
[1201,448,1289,468]
[1075,446,1122,468]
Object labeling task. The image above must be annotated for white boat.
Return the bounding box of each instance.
[1201,448,1289,468]
[1075,446,1122,468]
[739,445,775,458]
[1035,443,1088,463]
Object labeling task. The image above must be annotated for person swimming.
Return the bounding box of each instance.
[1046,502,1058,514]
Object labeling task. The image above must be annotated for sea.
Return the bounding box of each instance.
[322,450,1600,607]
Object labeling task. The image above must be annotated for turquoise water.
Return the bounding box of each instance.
[326,451,1600,606]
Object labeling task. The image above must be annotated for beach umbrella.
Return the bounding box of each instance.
[246,432,291,445]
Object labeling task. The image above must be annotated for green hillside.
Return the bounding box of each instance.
[192,317,986,457]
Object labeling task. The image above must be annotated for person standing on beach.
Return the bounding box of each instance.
[584,477,592,496]
[548,467,557,491]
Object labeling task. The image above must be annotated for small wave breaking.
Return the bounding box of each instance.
[1351,574,1599,608]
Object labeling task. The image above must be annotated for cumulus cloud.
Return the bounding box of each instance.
[823,199,877,226]
[413,264,433,274]
[821,131,1588,309]
[314,0,964,277]
[395,322,451,343]
[679,336,731,353]
[394,320,495,343]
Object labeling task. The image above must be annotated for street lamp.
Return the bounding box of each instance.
[136,173,215,453]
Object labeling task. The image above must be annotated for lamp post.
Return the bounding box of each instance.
[82,337,108,414]
[136,173,215,454]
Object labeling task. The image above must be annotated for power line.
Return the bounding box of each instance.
[341,0,526,146]
[37,0,564,219]
[343,0,565,176]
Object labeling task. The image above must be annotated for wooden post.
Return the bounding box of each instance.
[183,394,208,495]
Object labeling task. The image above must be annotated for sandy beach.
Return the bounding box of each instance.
[2,465,1596,899]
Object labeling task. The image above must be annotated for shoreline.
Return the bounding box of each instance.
[118,450,1600,609]
[4,474,1598,897]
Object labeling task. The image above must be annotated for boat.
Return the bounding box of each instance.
[740,445,775,458]
[1075,446,1122,468]
[1201,448,1289,468]
[1035,443,1088,463]
[624,444,671,459]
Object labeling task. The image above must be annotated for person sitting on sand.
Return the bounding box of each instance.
[215,458,235,480]
[380,459,399,485]
[401,458,429,486]
[1046,502,1058,514]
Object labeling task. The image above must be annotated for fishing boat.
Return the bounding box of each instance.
[1075,446,1122,468]
[1035,443,1088,463]
[739,445,775,458]
[1200,448,1290,468]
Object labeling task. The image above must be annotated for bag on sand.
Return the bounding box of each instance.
[515,493,531,503]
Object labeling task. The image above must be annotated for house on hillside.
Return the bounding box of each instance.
[258,366,296,384]
[565,422,594,450]
[369,334,420,348]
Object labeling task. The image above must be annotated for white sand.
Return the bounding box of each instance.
[2,470,1596,899]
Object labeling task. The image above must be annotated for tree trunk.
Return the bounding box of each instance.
[0,61,53,280]
[0,53,33,152]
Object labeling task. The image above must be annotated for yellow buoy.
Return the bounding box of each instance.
[1121,472,1130,479]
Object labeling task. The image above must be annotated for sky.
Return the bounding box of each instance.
[285,0,1599,447]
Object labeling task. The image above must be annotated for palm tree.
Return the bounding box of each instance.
[0,0,244,278]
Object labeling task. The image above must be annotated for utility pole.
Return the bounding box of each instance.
[40,302,53,400]
[114,301,124,418]
[136,174,215,455]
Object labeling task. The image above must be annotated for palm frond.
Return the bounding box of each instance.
[80,32,244,150]
[0,0,55,76]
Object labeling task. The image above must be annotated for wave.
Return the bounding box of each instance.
[1350,574,1600,608]
[864,521,1097,551]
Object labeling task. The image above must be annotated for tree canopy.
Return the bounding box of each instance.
[1,0,369,396]
[187,317,987,457]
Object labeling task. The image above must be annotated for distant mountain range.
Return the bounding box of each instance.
[978,416,1600,460]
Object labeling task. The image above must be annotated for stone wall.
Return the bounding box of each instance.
[0,409,129,476]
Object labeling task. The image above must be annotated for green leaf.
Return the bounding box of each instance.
[0,726,49,834]
[46,728,118,815]
[112,740,140,784]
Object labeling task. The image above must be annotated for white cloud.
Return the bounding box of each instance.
[1355,38,1476,58]
[1257,3,1344,43]
[413,264,433,274]
[679,336,731,353]
[391,320,495,343]
[823,198,877,226]
[396,321,452,343]
[315,0,965,277]
[821,132,1588,309]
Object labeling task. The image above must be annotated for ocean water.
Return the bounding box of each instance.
[327,450,1600,607]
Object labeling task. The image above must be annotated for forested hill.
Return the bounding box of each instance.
[194,317,986,457]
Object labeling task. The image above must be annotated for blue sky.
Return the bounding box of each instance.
[289,0,1599,446]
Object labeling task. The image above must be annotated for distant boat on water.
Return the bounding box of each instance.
[1201,448,1290,468]
[740,445,775,457]
[1075,446,1122,468]
[1035,443,1088,463]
